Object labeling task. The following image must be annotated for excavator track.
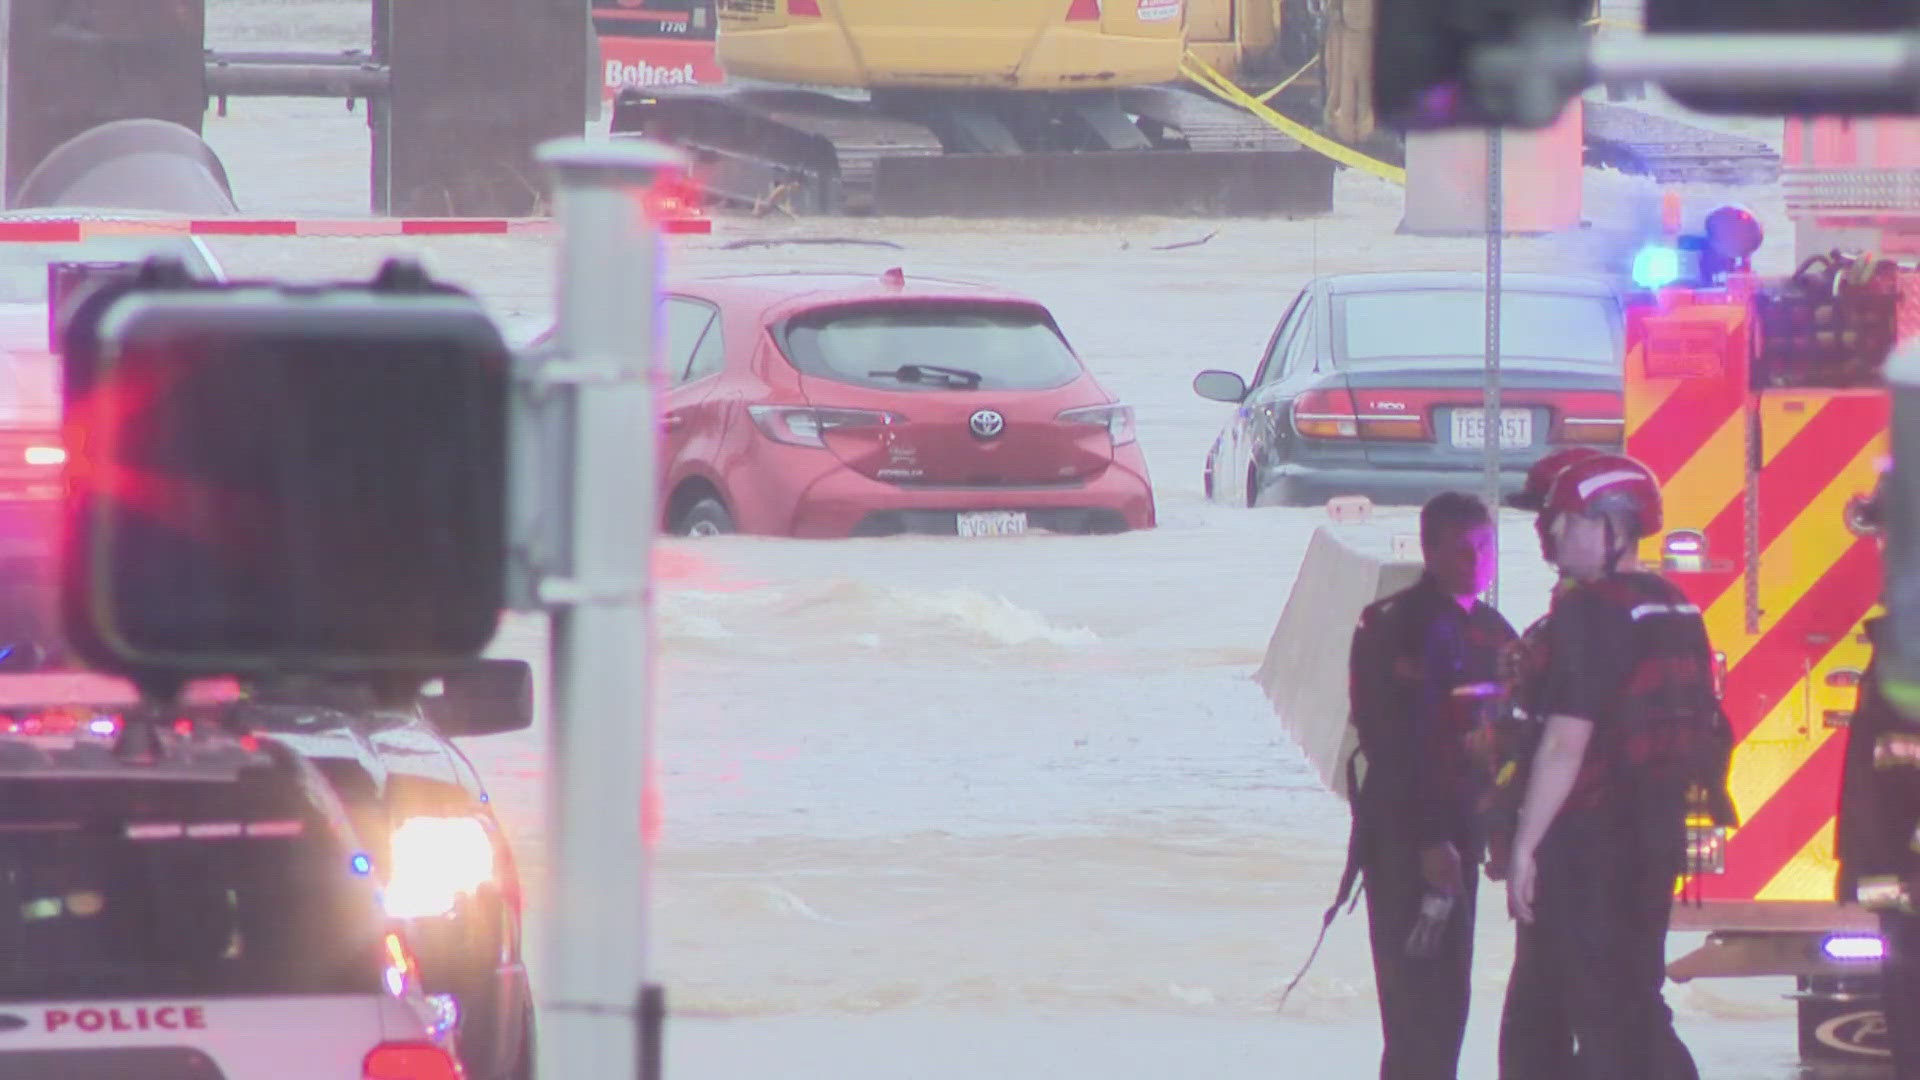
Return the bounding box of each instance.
[1582,101,1780,186]
[611,87,944,214]
[1118,85,1303,153]
[611,84,1336,217]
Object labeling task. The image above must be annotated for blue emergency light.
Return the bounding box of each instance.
[1633,245,1683,290]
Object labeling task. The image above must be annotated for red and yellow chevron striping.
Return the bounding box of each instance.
[1626,292,1888,907]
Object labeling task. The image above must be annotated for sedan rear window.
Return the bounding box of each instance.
[0,783,382,1001]
[778,303,1084,392]
[1337,290,1619,366]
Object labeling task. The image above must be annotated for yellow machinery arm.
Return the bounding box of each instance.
[1320,0,1375,145]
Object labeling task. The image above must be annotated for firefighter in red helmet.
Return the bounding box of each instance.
[1501,453,1712,1080]
[1487,446,1614,877]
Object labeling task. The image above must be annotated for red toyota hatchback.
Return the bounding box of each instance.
[604,269,1155,538]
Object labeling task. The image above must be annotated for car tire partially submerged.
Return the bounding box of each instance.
[679,497,734,538]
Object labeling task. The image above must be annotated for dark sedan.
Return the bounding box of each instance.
[1194,271,1625,508]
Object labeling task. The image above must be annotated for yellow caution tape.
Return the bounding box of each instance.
[1180,51,1407,185]
[1255,55,1319,104]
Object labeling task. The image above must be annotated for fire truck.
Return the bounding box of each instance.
[1622,197,1912,1065]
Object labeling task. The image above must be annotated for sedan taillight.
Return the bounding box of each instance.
[748,406,900,448]
[363,1042,464,1080]
[1293,389,1424,441]
[1560,417,1624,444]
[1056,403,1136,446]
[1292,389,1357,438]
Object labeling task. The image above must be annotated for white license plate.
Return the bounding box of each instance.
[1450,409,1533,450]
[957,511,1028,538]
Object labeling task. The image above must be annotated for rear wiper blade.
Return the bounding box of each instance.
[866,363,983,388]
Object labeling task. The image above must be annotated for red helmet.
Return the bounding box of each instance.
[1508,447,1609,511]
[1543,453,1664,538]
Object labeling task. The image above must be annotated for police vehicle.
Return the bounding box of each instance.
[0,662,538,1080]
[0,693,465,1079]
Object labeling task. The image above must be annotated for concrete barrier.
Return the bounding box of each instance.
[1256,526,1423,800]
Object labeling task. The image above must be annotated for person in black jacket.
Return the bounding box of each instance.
[1347,491,1517,1080]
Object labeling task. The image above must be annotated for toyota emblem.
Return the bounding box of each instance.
[969,409,1006,440]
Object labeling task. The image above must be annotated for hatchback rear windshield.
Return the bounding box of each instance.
[1336,289,1619,367]
[777,302,1084,392]
[0,783,381,1001]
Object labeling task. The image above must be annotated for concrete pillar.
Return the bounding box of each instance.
[1400,98,1584,237]
[383,0,587,217]
[2,0,206,208]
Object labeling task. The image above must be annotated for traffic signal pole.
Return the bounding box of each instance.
[1483,128,1503,610]
[530,137,684,1080]
[1469,29,1920,127]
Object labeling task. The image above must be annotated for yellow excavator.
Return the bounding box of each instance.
[610,0,1369,215]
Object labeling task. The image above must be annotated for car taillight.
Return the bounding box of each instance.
[383,816,497,920]
[1357,413,1424,440]
[789,0,823,15]
[363,1042,464,1080]
[747,406,900,448]
[1065,0,1101,19]
[1560,418,1623,444]
[1292,389,1358,439]
[1056,403,1136,446]
[1294,391,1424,440]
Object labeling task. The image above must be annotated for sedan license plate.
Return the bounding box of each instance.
[957,510,1028,538]
[1451,409,1533,450]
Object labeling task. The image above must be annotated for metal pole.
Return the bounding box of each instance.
[369,0,390,216]
[1470,28,1920,125]
[1483,127,1503,610]
[533,136,684,1080]
[1587,32,1920,87]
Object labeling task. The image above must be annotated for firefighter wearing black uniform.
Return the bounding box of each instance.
[1345,492,1517,1080]
[1835,470,1920,1074]
[1503,452,1707,1080]
[1487,446,1611,878]
[1485,447,1606,1076]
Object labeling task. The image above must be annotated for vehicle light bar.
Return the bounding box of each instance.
[1822,934,1885,962]
[124,819,306,840]
[0,216,710,241]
